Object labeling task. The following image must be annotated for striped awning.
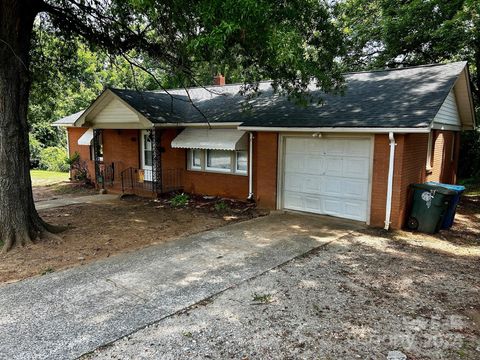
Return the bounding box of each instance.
[171,128,248,150]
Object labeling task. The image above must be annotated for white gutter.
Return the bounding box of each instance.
[155,122,242,128]
[384,132,396,230]
[247,132,254,200]
[237,126,431,134]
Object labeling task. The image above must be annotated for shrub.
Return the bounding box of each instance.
[170,193,189,207]
[29,134,43,168]
[38,146,69,172]
[67,152,90,181]
[458,130,480,181]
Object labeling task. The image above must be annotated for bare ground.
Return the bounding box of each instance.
[0,195,261,284]
[86,196,480,360]
[33,181,97,202]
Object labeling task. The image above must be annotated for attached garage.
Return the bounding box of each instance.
[279,136,372,222]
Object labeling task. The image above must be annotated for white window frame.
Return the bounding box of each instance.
[235,150,248,174]
[186,149,247,176]
[426,131,433,171]
[190,149,202,170]
[205,149,232,173]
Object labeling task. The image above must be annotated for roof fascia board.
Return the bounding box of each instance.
[463,65,477,129]
[237,126,431,134]
[431,123,462,131]
[74,88,111,127]
[154,122,242,128]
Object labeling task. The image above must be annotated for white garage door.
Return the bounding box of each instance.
[282,137,372,222]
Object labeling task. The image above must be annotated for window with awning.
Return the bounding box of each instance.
[171,128,248,151]
[172,128,249,175]
[77,128,94,145]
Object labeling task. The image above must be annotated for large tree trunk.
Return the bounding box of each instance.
[0,0,57,253]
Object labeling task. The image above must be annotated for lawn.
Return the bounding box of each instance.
[30,170,69,187]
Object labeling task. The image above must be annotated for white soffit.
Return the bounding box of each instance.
[78,128,94,145]
[171,128,248,150]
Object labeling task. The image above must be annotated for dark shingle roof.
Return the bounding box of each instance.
[55,61,467,128]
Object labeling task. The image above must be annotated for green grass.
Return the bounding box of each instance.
[30,170,69,187]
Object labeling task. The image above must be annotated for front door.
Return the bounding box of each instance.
[141,130,153,182]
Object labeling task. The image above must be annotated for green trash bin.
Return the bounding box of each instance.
[407,183,456,234]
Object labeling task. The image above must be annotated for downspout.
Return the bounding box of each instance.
[384,132,396,230]
[247,132,254,200]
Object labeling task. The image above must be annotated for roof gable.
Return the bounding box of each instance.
[433,89,461,130]
[74,90,153,129]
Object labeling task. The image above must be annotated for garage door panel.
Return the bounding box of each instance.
[286,138,307,153]
[283,136,371,222]
[304,155,325,174]
[345,139,371,156]
[324,156,343,176]
[324,139,346,155]
[284,191,306,210]
[284,173,305,192]
[324,177,369,200]
[343,157,370,179]
[284,154,305,172]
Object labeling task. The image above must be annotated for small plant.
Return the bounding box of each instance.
[40,267,55,276]
[170,193,189,207]
[67,152,90,182]
[182,331,193,338]
[214,201,229,212]
[252,292,272,304]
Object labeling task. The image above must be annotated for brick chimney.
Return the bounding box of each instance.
[213,74,225,86]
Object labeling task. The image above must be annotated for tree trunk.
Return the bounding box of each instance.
[0,0,57,253]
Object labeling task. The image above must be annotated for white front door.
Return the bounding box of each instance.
[282,136,372,222]
[141,130,153,182]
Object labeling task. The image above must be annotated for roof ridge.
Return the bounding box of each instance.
[108,61,466,94]
[343,61,466,75]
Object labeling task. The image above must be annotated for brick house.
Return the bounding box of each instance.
[53,62,476,230]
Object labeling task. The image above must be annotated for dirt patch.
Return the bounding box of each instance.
[1,195,262,284]
[33,181,97,202]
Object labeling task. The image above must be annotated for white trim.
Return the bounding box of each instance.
[384,132,396,230]
[247,133,254,199]
[431,123,462,131]
[238,126,431,134]
[155,122,242,128]
[74,89,154,129]
[235,150,248,175]
[426,130,433,171]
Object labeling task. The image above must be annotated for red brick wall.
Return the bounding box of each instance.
[102,129,140,176]
[253,132,278,209]
[426,130,459,184]
[67,127,95,181]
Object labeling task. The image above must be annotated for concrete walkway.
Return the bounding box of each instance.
[0,213,362,360]
[35,194,119,210]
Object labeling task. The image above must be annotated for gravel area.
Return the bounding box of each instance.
[86,230,480,360]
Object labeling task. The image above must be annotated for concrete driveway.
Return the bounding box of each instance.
[0,213,362,360]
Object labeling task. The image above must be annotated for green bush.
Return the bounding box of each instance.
[170,193,189,207]
[39,146,69,172]
[29,134,43,161]
[459,130,480,181]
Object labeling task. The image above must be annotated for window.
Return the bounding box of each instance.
[236,151,247,173]
[191,149,202,169]
[143,133,153,167]
[206,150,231,172]
[426,131,433,170]
[187,149,247,176]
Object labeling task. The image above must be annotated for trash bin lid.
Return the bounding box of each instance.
[425,181,465,193]
[411,183,457,195]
